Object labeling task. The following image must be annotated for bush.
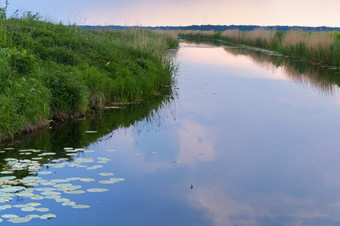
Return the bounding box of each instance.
[48,72,89,112]
[0,95,24,136]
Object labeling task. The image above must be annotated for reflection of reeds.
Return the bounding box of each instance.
[224,46,336,95]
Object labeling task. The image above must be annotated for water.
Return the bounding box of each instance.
[1,40,340,225]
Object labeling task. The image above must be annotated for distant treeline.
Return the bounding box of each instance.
[80,25,340,32]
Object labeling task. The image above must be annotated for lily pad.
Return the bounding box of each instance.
[39,171,54,175]
[3,148,15,150]
[8,216,32,223]
[99,172,114,176]
[87,188,108,193]
[86,165,103,170]
[1,214,18,219]
[27,203,42,207]
[64,190,86,194]
[85,131,97,134]
[36,207,49,212]
[40,214,56,220]
[79,178,95,182]
[99,178,125,184]
[21,206,36,212]
[72,205,90,209]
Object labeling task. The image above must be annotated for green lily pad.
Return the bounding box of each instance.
[86,165,103,170]
[79,178,95,182]
[27,203,42,207]
[39,171,54,175]
[1,214,18,219]
[87,188,108,193]
[21,206,35,212]
[85,131,97,133]
[36,207,49,212]
[3,148,14,150]
[40,214,56,220]
[72,204,90,209]
[64,190,86,194]
[8,216,32,223]
[99,172,114,176]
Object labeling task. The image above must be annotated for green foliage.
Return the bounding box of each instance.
[0,11,178,138]
[48,73,88,112]
[0,95,24,136]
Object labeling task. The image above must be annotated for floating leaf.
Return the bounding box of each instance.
[36,208,49,212]
[21,207,35,212]
[64,190,85,194]
[26,215,40,219]
[72,205,90,209]
[85,131,97,134]
[0,171,13,174]
[39,171,54,175]
[64,147,73,150]
[40,214,56,220]
[1,214,18,219]
[79,178,95,182]
[86,165,103,170]
[99,172,114,176]
[99,178,125,184]
[8,216,32,223]
[62,201,76,206]
[27,203,42,207]
[87,188,108,193]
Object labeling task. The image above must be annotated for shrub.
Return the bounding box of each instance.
[48,72,89,112]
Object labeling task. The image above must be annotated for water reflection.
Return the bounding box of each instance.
[181,39,340,95]
[0,84,178,224]
[2,39,340,225]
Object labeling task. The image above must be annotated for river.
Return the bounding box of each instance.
[1,40,340,225]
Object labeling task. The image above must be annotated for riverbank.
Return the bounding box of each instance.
[0,13,178,139]
[179,30,340,66]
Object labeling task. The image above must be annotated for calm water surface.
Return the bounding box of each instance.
[1,40,340,225]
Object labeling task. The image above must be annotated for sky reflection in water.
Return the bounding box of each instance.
[2,40,340,225]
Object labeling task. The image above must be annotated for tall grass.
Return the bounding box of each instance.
[0,6,178,139]
[179,29,340,66]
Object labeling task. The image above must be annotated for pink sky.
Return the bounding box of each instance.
[8,0,340,27]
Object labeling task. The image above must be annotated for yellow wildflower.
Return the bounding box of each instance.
[106,62,110,67]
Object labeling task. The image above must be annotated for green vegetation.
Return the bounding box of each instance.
[179,29,340,66]
[0,4,178,139]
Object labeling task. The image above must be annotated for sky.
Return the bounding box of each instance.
[5,0,340,27]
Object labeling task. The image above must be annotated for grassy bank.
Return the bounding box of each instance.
[0,8,178,139]
[179,30,340,66]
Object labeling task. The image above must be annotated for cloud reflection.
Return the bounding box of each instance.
[177,120,215,165]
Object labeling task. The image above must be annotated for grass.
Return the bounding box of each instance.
[179,29,340,66]
[0,4,178,139]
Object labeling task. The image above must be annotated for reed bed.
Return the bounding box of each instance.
[179,29,340,66]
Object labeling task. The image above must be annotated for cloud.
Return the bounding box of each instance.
[176,120,215,165]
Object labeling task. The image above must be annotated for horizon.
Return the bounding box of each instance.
[5,0,340,27]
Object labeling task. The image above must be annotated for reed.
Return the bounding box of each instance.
[179,29,340,66]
